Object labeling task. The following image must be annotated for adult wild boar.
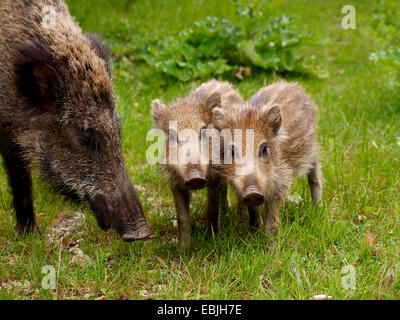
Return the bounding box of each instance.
[0,0,152,241]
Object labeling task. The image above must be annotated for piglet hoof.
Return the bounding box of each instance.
[178,239,191,250]
[177,232,191,249]
[265,225,278,238]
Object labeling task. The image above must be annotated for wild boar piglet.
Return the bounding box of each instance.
[152,80,244,247]
[211,81,322,235]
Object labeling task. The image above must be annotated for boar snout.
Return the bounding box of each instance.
[89,185,153,242]
[242,186,264,207]
[184,169,207,190]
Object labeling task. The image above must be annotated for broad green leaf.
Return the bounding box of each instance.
[237,40,267,67]
[370,49,400,71]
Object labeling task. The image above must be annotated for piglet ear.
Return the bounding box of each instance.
[264,104,282,135]
[151,99,167,128]
[204,92,221,111]
[212,107,226,130]
[14,41,59,117]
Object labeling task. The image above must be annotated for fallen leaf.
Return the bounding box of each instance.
[69,246,90,267]
[235,66,251,80]
[365,233,374,247]
[236,66,244,80]
[47,211,86,246]
[357,215,366,223]
[383,272,396,287]
[140,289,150,298]
[153,284,165,292]
[134,185,146,192]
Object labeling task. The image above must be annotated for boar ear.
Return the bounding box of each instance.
[264,104,282,134]
[14,41,60,117]
[204,92,221,112]
[212,107,226,130]
[151,99,167,128]
[85,33,111,73]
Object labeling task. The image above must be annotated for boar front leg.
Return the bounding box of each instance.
[207,178,224,235]
[1,144,38,235]
[265,197,281,237]
[171,184,191,248]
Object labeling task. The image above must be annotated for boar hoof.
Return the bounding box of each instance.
[121,226,153,242]
[16,223,40,237]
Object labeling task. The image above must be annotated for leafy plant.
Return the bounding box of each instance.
[369,1,400,85]
[110,0,327,82]
[370,49,400,71]
[370,0,400,46]
[370,49,400,85]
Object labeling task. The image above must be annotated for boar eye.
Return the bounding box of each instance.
[76,128,103,153]
[168,129,177,144]
[259,143,269,158]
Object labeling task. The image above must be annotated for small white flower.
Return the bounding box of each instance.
[269,42,275,47]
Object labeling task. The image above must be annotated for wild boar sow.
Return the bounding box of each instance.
[0,0,152,241]
[212,81,322,235]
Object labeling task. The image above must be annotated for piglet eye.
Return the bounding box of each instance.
[260,143,269,158]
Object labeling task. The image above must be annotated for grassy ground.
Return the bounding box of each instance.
[1,0,399,299]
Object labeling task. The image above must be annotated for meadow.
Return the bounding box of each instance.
[0,0,399,299]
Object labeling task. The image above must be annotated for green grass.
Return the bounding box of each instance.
[1,0,400,300]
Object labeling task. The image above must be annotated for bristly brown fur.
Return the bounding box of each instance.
[212,81,322,235]
[152,79,245,187]
[152,79,244,247]
[0,0,151,241]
